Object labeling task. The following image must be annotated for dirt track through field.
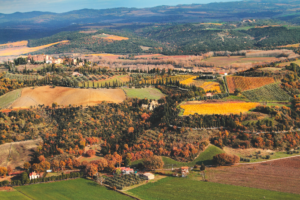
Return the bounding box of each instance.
[10,86,126,108]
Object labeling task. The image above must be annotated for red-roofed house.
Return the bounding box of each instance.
[181,166,189,177]
[119,167,134,175]
[29,172,43,180]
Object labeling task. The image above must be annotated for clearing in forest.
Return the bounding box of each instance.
[180,101,259,115]
[93,33,129,41]
[0,138,42,169]
[10,86,126,108]
[123,87,165,100]
[226,76,275,93]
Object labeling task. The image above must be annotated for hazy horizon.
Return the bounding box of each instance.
[0,0,242,14]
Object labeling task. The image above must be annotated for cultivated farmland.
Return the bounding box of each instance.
[226,76,275,93]
[242,83,290,102]
[10,86,126,108]
[123,87,165,100]
[127,176,300,200]
[180,101,259,115]
[16,178,132,200]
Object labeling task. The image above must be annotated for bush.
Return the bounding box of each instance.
[266,155,270,159]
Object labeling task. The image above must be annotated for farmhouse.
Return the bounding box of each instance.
[119,167,134,175]
[29,172,44,180]
[181,166,189,177]
[141,172,155,180]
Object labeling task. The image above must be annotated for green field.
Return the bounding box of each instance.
[127,177,300,200]
[0,89,22,109]
[123,87,165,100]
[242,83,290,102]
[132,145,224,168]
[15,178,132,200]
[0,190,31,200]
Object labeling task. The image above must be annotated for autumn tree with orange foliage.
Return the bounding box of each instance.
[86,149,96,157]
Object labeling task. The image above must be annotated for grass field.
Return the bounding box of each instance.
[131,145,223,168]
[127,176,300,200]
[16,178,132,200]
[0,190,30,200]
[180,101,259,115]
[0,89,21,109]
[123,88,165,100]
[277,60,300,67]
[242,83,290,102]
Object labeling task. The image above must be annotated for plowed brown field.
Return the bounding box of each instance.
[226,76,275,93]
[206,156,300,194]
[10,86,126,108]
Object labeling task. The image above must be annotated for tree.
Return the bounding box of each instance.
[124,157,131,166]
[234,88,242,95]
[85,164,97,177]
[60,161,66,171]
[51,160,59,171]
[38,155,45,162]
[115,168,121,175]
[143,156,164,170]
[40,161,50,171]
[0,167,7,177]
[24,162,31,170]
[21,172,29,184]
[7,166,12,175]
[86,149,96,157]
[73,159,81,168]
[200,163,205,171]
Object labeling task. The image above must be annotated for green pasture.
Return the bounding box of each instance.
[123,87,165,100]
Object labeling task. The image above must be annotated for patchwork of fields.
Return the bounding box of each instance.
[180,101,259,115]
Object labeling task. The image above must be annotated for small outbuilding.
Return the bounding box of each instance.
[141,172,155,180]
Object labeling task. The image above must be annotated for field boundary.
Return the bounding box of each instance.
[15,189,34,200]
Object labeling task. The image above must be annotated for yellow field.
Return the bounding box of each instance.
[179,76,198,85]
[0,40,69,56]
[180,76,221,93]
[180,102,259,115]
[278,43,300,48]
[200,23,223,26]
[200,82,221,93]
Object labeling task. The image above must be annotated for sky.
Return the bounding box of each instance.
[0,0,239,14]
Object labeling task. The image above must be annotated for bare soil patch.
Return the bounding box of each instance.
[206,156,300,194]
[10,86,126,108]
